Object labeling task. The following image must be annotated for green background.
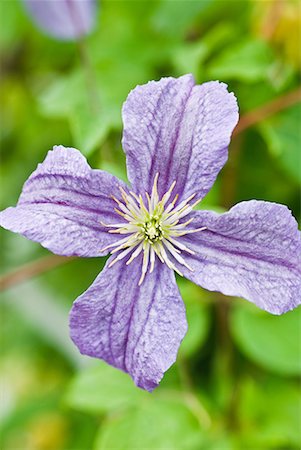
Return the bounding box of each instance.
[0,1,300,449]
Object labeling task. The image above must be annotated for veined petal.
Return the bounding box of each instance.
[122,74,238,201]
[69,256,187,391]
[179,201,301,315]
[23,0,97,41]
[0,146,127,257]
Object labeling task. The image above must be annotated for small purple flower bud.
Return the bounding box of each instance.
[23,0,97,41]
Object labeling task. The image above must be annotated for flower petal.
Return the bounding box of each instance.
[23,0,97,41]
[0,145,127,257]
[179,201,301,314]
[122,74,238,200]
[69,256,187,391]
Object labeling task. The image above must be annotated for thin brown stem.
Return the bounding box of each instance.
[0,255,75,292]
[233,87,301,137]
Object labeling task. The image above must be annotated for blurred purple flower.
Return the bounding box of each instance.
[23,0,97,40]
[1,75,300,390]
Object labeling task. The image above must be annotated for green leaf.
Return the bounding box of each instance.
[230,303,301,376]
[94,397,204,450]
[64,363,148,414]
[178,280,210,357]
[151,0,213,39]
[207,39,274,82]
[173,23,237,76]
[100,161,128,184]
[259,104,301,184]
[38,71,117,156]
[173,42,209,77]
[69,101,119,156]
[235,130,298,205]
[237,376,301,448]
[0,1,29,50]
[38,54,152,156]
[38,71,85,118]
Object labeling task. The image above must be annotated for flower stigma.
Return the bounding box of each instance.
[101,174,207,285]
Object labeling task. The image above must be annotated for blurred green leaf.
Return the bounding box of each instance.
[37,71,81,117]
[235,131,298,207]
[151,0,213,38]
[259,104,301,184]
[2,281,81,367]
[69,102,118,156]
[173,42,208,77]
[65,363,148,414]
[178,280,210,357]
[180,303,209,358]
[0,392,62,437]
[267,59,295,91]
[100,161,128,184]
[173,23,237,76]
[235,80,276,111]
[38,44,153,155]
[207,39,274,82]
[230,304,301,376]
[0,1,29,50]
[38,71,115,156]
[94,397,204,450]
[237,376,301,448]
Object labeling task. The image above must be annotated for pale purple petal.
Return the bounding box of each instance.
[0,145,127,257]
[122,74,238,200]
[23,0,97,41]
[69,256,187,391]
[179,201,301,314]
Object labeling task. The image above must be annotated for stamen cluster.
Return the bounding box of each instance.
[101,174,206,285]
[143,217,163,243]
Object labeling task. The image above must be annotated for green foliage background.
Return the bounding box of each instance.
[0,1,300,449]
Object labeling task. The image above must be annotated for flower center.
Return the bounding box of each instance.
[101,174,206,285]
[143,216,163,243]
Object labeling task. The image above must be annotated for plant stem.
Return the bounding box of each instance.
[233,87,301,137]
[0,255,74,291]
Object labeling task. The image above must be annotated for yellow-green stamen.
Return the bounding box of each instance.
[101,174,207,285]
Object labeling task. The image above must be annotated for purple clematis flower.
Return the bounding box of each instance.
[1,75,301,391]
[23,0,97,41]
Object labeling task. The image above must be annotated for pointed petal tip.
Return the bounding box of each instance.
[69,257,187,392]
[266,297,301,316]
[1,146,128,258]
[122,74,239,200]
[180,203,301,316]
[0,206,11,227]
[135,377,160,392]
